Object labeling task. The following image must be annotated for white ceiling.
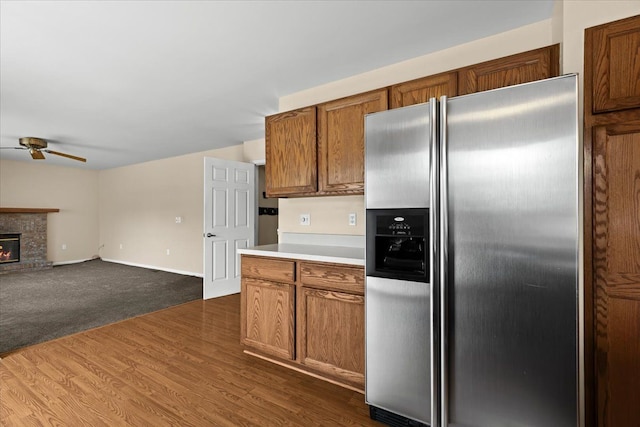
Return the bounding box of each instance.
[0,0,554,170]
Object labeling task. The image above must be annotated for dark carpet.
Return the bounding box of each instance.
[0,259,202,355]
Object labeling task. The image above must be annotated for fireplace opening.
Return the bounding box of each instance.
[0,233,21,263]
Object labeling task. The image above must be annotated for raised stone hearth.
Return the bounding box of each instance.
[0,208,59,274]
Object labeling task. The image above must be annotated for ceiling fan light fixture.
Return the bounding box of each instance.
[28,147,46,160]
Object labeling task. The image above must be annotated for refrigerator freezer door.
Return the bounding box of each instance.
[365,102,431,209]
[443,75,579,426]
[365,275,431,424]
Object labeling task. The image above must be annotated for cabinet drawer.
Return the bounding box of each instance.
[241,256,295,284]
[300,262,364,294]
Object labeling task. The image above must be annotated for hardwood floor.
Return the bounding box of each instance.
[0,294,382,426]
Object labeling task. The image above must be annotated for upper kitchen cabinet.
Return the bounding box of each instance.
[390,71,458,108]
[457,44,560,95]
[317,89,388,195]
[265,107,317,197]
[590,15,640,113]
[265,45,560,198]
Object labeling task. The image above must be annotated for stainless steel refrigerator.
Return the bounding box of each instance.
[364,75,579,427]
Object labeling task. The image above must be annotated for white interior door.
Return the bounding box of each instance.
[203,157,255,299]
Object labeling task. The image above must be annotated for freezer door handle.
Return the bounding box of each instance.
[439,95,449,427]
[428,98,441,427]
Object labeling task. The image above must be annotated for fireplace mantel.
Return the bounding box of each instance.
[0,208,59,213]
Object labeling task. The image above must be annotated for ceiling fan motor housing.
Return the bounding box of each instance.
[19,137,47,149]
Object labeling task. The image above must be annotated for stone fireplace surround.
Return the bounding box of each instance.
[0,208,59,274]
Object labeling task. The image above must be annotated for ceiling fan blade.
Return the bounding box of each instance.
[30,149,46,160]
[44,149,87,163]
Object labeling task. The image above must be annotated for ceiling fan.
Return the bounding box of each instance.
[1,137,86,162]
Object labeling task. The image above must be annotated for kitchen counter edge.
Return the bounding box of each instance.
[237,244,364,266]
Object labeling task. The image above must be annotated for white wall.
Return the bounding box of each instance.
[279,19,554,112]
[98,144,265,276]
[0,159,100,264]
[278,196,365,236]
[243,138,265,162]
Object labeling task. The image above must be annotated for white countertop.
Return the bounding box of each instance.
[238,243,364,266]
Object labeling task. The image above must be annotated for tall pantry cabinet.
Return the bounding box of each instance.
[584,14,640,427]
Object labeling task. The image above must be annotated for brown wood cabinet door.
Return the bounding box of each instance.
[317,89,388,195]
[265,107,317,197]
[298,287,365,389]
[590,15,640,114]
[390,71,458,108]
[592,120,640,427]
[241,277,295,360]
[457,44,560,95]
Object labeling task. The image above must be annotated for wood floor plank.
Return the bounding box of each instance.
[1,294,382,426]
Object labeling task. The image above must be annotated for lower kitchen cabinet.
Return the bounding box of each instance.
[240,257,296,360]
[240,255,365,392]
[241,277,295,360]
[298,287,365,389]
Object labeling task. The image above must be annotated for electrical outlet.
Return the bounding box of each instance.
[348,213,357,226]
[61,243,67,250]
[166,249,170,255]
[175,216,182,224]
[300,213,310,226]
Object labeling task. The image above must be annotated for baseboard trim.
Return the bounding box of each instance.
[53,258,94,266]
[100,258,203,278]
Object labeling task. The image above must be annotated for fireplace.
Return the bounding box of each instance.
[0,233,21,264]
[0,208,58,273]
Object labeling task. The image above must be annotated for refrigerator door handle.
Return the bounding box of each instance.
[439,95,449,427]
[428,98,440,427]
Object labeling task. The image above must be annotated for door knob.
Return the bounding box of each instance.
[205,233,216,238]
